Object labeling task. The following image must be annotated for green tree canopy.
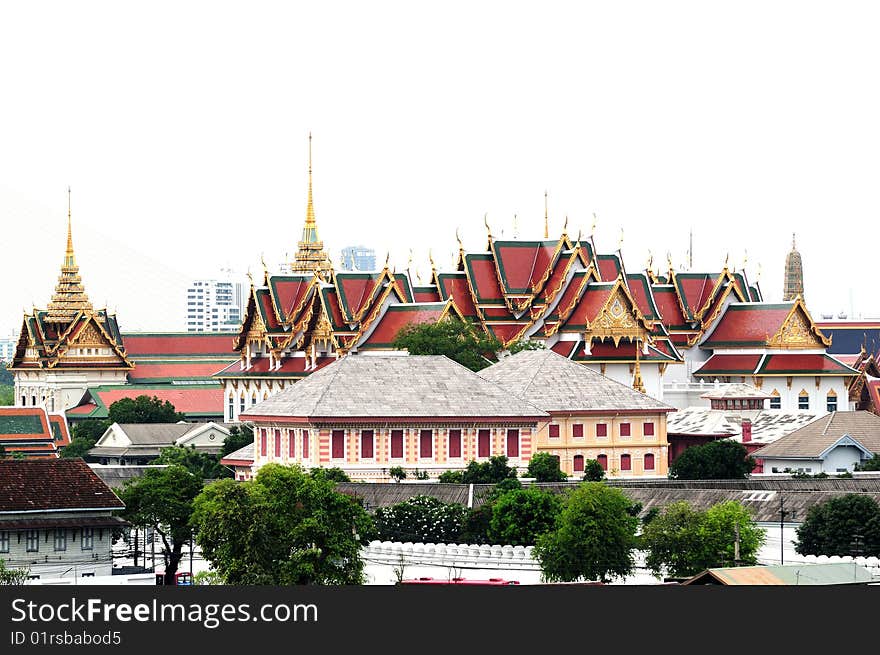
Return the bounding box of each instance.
[221,424,253,457]
[155,445,230,480]
[0,386,13,406]
[583,459,606,482]
[119,464,203,585]
[191,464,374,584]
[669,440,755,480]
[534,482,639,582]
[309,467,351,483]
[0,558,30,585]
[642,500,764,579]
[857,454,880,472]
[61,419,109,459]
[373,495,468,543]
[108,395,185,424]
[0,362,13,386]
[487,487,563,546]
[526,452,568,482]
[391,317,502,371]
[795,494,880,557]
[506,339,546,354]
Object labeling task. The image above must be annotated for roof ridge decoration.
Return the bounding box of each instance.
[48,313,133,370]
[46,189,95,324]
[590,277,653,348]
[290,133,333,280]
[766,297,832,349]
[695,269,747,321]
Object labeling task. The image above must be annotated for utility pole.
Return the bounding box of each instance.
[778,493,795,565]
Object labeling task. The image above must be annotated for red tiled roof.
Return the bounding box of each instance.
[336,275,382,321]
[437,275,479,319]
[47,415,71,448]
[361,303,447,348]
[271,277,313,323]
[323,288,349,330]
[67,402,99,416]
[485,323,526,344]
[129,361,236,382]
[214,356,335,377]
[694,354,763,376]
[257,289,282,330]
[702,304,792,347]
[551,341,578,357]
[569,339,678,362]
[675,274,718,319]
[122,333,235,357]
[413,288,442,303]
[757,354,857,376]
[560,284,613,329]
[92,386,223,415]
[867,380,880,411]
[493,242,557,294]
[0,407,51,439]
[627,276,657,319]
[540,251,576,306]
[552,272,589,320]
[0,459,124,512]
[652,287,688,327]
[466,255,506,303]
[596,255,621,281]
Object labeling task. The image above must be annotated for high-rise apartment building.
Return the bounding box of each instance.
[340,245,376,271]
[185,277,244,332]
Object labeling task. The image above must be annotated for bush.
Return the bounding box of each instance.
[526,452,567,482]
[374,495,468,543]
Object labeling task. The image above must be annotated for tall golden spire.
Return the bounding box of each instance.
[46,187,94,323]
[291,133,333,279]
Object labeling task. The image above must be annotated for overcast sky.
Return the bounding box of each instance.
[1,1,877,336]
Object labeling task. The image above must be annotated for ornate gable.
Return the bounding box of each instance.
[767,299,831,349]
[589,279,652,347]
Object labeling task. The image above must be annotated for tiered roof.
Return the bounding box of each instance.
[68,384,224,420]
[0,407,70,458]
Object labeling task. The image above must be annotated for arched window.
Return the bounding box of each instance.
[770,389,781,409]
[826,389,838,412]
[31,395,36,406]
[644,453,655,471]
[597,454,608,471]
[263,392,268,400]
[239,393,245,413]
[620,454,631,471]
[573,455,585,473]
[227,393,234,419]
[798,389,809,410]
[251,392,257,406]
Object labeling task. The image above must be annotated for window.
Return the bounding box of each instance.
[0,531,8,553]
[332,430,345,459]
[239,394,245,413]
[288,430,296,458]
[620,423,631,437]
[596,423,608,438]
[506,429,519,458]
[302,430,309,460]
[81,527,94,551]
[478,429,491,458]
[260,429,267,457]
[620,454,631,471]
[573,455,585,473]
[826,390,838,413]
[597,454,608,471]
[54,529,67,551]
[770,390,781,409]
[572,424,584,438]
[361,430,374,459]
[643,422,655,437]
[798,390,809,410]
[549,424,560,439]
[419,430,433,459]
[274,429,281,458]
[26,530,39,552]
[644,453,655,470]
[448,430,462,459]
[251,392,257,406]
[390,430,404,459]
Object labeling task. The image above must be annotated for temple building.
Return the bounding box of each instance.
[782,233,804,302]
[9,197,133,412]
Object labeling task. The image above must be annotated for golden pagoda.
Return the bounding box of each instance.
[290,134,333,279]
[46,189,94,324]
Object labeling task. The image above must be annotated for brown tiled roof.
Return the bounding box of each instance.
[0,459,125,512]
[752,411,880,459]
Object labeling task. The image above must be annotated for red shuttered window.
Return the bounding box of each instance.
[302,430,309,460]
[419,430,433,459]
[596,423,608,438]
[620,454,631,471]
[572,423,584,438]
[260,429,267,457]
[506,429,519,458]
[644,453,655,470]
[390,430,404,459]
[620,423,631,437]
[288,430,295,458]
[332,430,345,459]
[549,424,560,438]
[274,429,281,458]
[478,429,491,458]
[573,455,584,472]
[597,454,608,470]
[643,422,655,437]
[448,430,462,459]
[361,430,374,460]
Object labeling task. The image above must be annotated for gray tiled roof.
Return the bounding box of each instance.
[241,356,548,420]
[667,408,821,445]
[699,383,771,400]
[221,443,254,462]
[115,423,193,445]
[478,349,673,413]
[752,411,880,458]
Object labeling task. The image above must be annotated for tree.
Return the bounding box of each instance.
[191,464,374,584]
[221,424,253,457]
[642,500,764,579]
[391,318,502,371]
[0,558,30,585]
[374,495,468,543]
[60,419,109,459]
[438,470,464,483]
[119,464,203,585]
[155,445,230,480]
[856,454,880,471]
[506,339,546,354]
[310,467,351,483]
[388,466,407,482]
[669,440,755,480]
[526,452,567,482]
[534,482,639,582]
[487,487,562,546]
[0,386,12,406]
[464,456,518,483]
[583,459,605,482]
[0,362,13,386]
[108,395,185,424]
[795,494,880,557]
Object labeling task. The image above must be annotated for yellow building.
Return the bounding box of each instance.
[479,350,675,477]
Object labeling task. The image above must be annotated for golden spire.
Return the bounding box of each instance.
[304,132,316,240]
[46,187,94,324]
[291,133,333,279]
[544,191,549,239]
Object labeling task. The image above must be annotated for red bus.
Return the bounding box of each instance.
[400,577,520,586]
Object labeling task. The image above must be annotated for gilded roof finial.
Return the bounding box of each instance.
[563,215,568,235]
[513,214,519,239]
[385,251,390,269]
[724,252,729,269]
[304,132,317,239]
[484,213,492,238]
[407,248,413,270]
[666,250,673,271]
[261,253,269,285]
[591,212,597,237]
[647,250,653,271]
[576,228,582,243]
[544,191,549,240]
[428,249,436,273]
[618,227,624,251]
[65,186,75,270]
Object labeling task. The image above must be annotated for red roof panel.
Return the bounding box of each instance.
[93,386,224,415]
[437,275,479,319]
[597,255,621,281]
[694,354,762,376]
[494,242,557,293]
[361,304,447,348]
[0,459,124,511]
[122,333,235,357]
[703,304,793,346]
[757,354,856,375]
[129,361,236,382]
[336,275,381,321]
[271,277,313,323]
[467,256,505,303]
[561,284,613,329]
[413,288,442,303]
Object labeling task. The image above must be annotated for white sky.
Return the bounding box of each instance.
[1,1,878,335]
